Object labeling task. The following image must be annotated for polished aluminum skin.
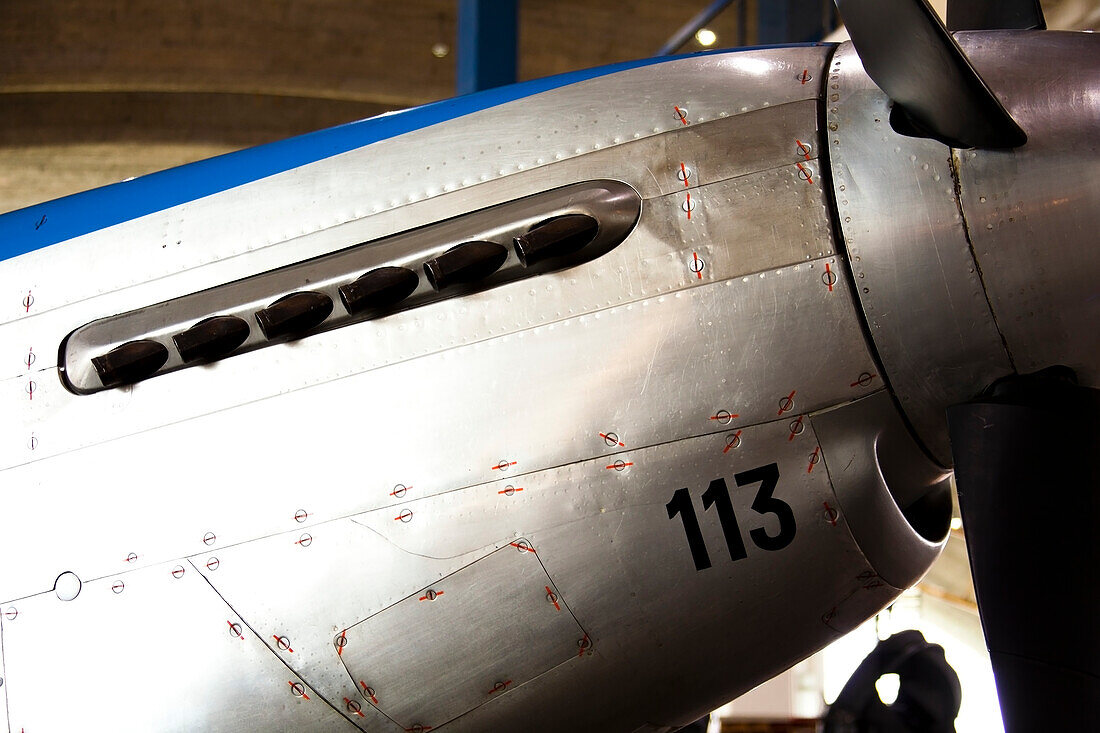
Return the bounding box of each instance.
[21,32,1097,729]
[827,31,1100,465]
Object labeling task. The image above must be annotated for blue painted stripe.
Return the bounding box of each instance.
[0,44,822,261]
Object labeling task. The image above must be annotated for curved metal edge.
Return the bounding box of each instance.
[824,41,1013,466]
[812,391,952,589]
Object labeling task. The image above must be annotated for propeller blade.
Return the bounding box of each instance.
[948,0,1046,31]
[834,0,1027,148]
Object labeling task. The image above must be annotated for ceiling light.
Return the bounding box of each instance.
[695,28,717,47]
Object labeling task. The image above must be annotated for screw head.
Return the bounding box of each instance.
[397,508,413,523]
[294,509,308,523]
[425,589,438,601]
[202,532,216,546]
[4,607,17,621]
[789,419,806,436]
[206,557,220,571]
[297,533,312,548]
[171,565,186,579]
[111,580,125,594]
[725,433,741,451]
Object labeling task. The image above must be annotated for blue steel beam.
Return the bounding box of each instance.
[457,0,518,95]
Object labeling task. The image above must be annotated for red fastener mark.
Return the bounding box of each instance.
[394,509,413,522]
[723,430,743,454]
[125,553,139,563]
[825,262,834,292]
[606,461,633,470]
[823,501,839,526]
[808,446,821,473]
[418,590,444,601]
[390,485,412,496]
[800,68,810,85]
[546,586,561,611]
[360,681,379,705]
[692,251,702,279]
[288,681,309,700]
[578,634,592,657]
[686,192,693,219]
[273,635,294,653]
[227,621,244,640]
[344,698,365,717]
[337,630,347,655]
[710,412,740,421]
[23,291,33,312]
[788,415,805,442]
[509,541,537,553]
[488,679,514,695]
[599,433,625,447]
[850,372,878,388]
[778,390,797,416]
[680,162,690,187]
[674,106,688,124]
[498,486,524,495]
[26,380,35,400]
[492,460,517,471]
[796,139,812,160]
[25,347,34,369]
[796,162,814,184]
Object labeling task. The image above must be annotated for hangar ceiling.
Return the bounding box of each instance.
[0,0,757,214]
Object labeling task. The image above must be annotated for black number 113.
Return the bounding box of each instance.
[666,462,796,571]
